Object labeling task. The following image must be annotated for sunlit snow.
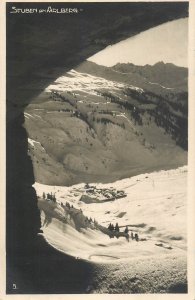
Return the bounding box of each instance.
[34,166,187,263]
[45,69,143,95]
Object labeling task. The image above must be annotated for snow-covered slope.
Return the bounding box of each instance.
[34,166,187,261]
[24,61,187,186]
[45,69,131,95]
[34,166,187,293]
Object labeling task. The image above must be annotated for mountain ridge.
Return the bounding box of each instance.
[84,60,188,91]
[24,60,188,186]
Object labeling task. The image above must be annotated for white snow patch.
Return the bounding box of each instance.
[24,112,34,118]
[28,138,45,151]
[129,85,144,93]
[28,138,38,147]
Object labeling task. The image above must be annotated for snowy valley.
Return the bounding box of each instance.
[24,60,188,293]
[33,166,187,293]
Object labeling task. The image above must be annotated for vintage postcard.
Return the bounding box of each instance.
[1,0,195,298]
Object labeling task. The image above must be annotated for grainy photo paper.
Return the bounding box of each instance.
[1,0,195,298]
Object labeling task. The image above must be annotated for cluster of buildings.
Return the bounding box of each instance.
[84,183,126,201]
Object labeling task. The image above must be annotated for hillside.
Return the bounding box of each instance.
[112,61,188,90]
[24,61,188,186]
[34,166,187,293]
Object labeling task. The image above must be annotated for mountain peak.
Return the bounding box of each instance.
[154,61,165,65]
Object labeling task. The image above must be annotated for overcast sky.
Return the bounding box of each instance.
[88,18,188,67]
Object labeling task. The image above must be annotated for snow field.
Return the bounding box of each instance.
[35,166,187,262]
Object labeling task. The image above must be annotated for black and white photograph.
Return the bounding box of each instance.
[3,0,195,296]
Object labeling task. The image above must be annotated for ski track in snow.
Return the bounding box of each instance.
[148,81,175,90]
[115,113,135,128]
[34,114,42,119]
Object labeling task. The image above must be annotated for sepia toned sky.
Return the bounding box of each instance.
[88,18,188,67]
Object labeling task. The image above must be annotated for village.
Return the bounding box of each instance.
[34,165,186,280]
[80,183,127,203]
[38,185,137,242]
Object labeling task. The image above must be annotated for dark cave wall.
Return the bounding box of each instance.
[6,2,188,293]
